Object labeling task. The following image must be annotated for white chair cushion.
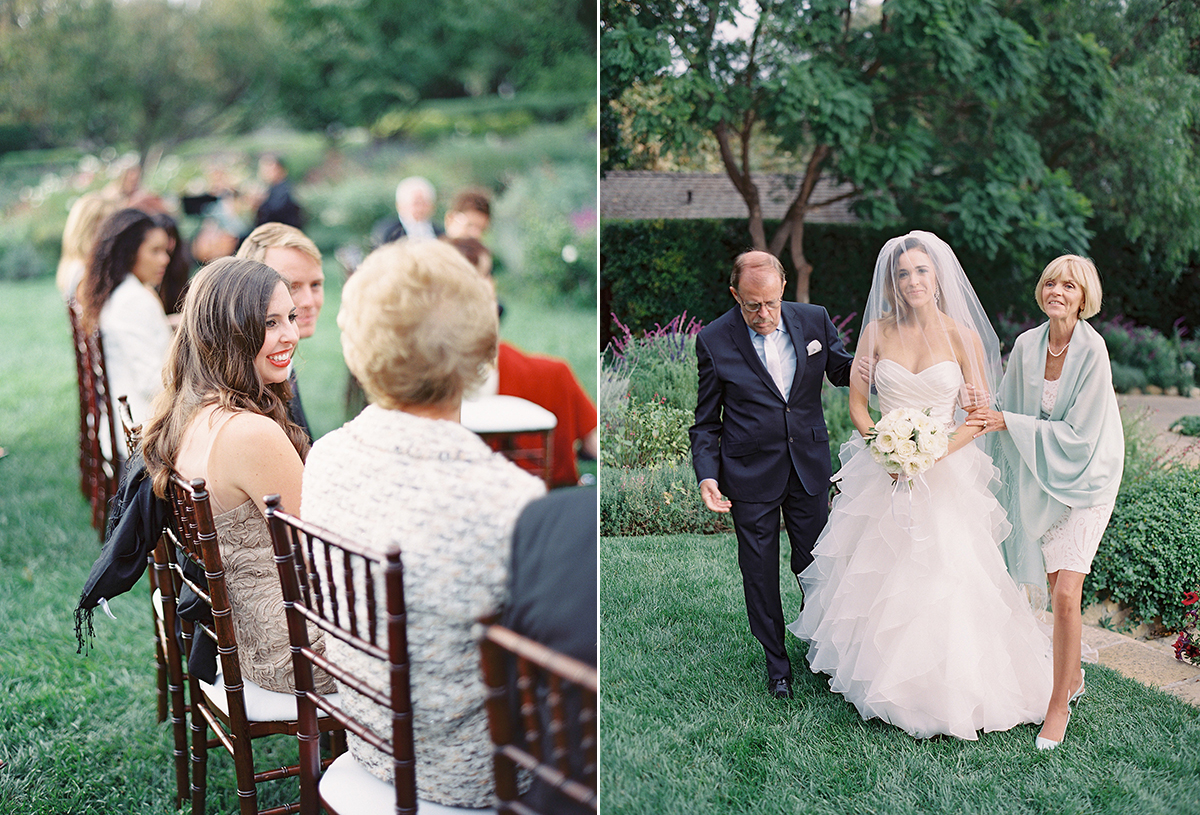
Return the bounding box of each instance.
[320,752,494,815]
[460,395,557,433]
[199,673,340,723]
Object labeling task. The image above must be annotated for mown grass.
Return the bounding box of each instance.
[0,274,595,813]
[600,532,1200,815]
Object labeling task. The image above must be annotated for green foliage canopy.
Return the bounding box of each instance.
[602,0,1120,302]
[0,0,283,158]
[273,0,597,134]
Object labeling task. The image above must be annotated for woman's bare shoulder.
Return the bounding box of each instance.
[216,410,289,444]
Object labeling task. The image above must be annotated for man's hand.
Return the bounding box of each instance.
[700,479,732,513]
[852,355,874,388]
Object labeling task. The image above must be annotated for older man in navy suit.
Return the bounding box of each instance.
[690,250,854,699]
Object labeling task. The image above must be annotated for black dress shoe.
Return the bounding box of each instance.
[769,677,793,699]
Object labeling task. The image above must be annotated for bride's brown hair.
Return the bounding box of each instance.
[141,257,309,498]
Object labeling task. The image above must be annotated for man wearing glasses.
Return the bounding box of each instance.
[690,250,854,700]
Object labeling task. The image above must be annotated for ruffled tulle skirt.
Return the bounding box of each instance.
[788,434,1053,740]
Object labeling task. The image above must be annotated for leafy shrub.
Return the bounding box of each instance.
[1110,362,1150,394]
[1096,316,1193,392]
[601,220,907,340]
[599,462,733,537]
[600,395,691,470]
[1170,416,1200,437]
[822,385,857,473]
[1085,464,1200,631]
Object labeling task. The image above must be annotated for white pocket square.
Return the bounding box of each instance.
[806,340,822,356]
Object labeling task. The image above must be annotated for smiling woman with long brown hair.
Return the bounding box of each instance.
[140,256,332,695]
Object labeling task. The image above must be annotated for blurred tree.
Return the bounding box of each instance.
[0,0,282,162]
[273,0,596,134]
[602,0,1109,302]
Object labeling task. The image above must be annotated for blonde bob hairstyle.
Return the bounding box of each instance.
[339,239,498,410]
[1035,254,1103,319]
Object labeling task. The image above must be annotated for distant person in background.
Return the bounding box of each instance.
[79,208,173,442]
[447,239,598,487]
[57,193,119,298]
[186,162,251,263]
[237,223,325,441]
[252,153,304,231]
[443,187,492,241]
[372,175,440,247]
[152,212,195,319]
[104,164,168,215]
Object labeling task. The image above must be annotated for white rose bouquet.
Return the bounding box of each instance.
[864,407,951,481]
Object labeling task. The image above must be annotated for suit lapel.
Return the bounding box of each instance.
[729,316,781,398]
[783,305,809,403]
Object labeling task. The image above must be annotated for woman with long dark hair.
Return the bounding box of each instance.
[79,208,172,443]
[141,256,332,695]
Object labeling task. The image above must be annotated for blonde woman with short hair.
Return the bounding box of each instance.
[301,239,545,808]
[969,254,1124,751]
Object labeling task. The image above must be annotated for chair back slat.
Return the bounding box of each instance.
[165,474,253,737]
[67,298,120,534]
[265,494,419,815]
[479,624,598,814]
[117,395,142,455]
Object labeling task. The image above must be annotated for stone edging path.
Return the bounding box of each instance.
[1083,623,1200,706]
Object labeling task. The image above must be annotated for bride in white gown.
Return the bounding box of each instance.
[788,231,1053,740]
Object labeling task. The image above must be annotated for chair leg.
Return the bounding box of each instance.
[190,711,208,815]
[168,678,189,805]
[155,641,169,723]
[232,737,259,815]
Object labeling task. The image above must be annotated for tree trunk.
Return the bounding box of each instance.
[788,218,813,303]
[714,120,767,250]
[766,145,829,303]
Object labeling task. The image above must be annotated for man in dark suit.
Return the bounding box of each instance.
[502,486,596,815]
[370,176,443,248]
[253,154,304,230]
[690,250,854,699]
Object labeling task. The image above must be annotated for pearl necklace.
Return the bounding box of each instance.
[1047,341,1070,358]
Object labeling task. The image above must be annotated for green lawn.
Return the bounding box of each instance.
[601,532,1200,815]
[0,275,595,813]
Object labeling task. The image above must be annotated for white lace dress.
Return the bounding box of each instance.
[788,359,1053,740]
[1037,379,1116,574]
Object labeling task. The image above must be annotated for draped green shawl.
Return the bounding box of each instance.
[993,319,1124,587]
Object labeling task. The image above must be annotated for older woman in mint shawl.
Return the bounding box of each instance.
[968,255,1123,752]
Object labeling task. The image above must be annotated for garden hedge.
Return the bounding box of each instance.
[601,218,1200,347]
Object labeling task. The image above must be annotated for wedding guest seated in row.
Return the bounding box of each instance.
[79,208,174,451]
[140,257,334,695]
[443,187,492,241]
[372,175,441,247]
[57,192,118,299]
[503,485,598,814]
[152,212,196,320]
[448,238,598,487]
[301,239,546,808]
[236,222,326,440]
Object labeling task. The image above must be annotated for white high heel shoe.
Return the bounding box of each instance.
[1068,669,1086,705]
[1036,707,1072,750]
